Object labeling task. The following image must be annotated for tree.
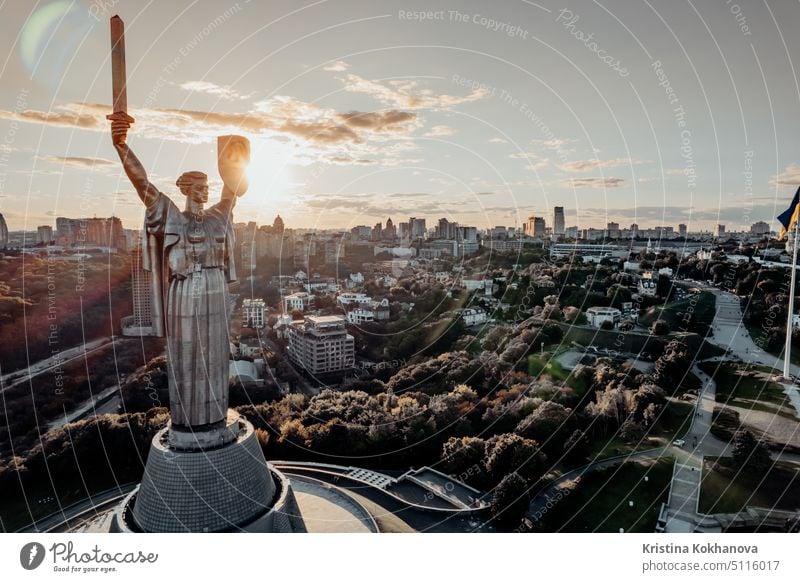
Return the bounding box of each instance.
[732,429,772,474]
[491,472,530,529]
[484,433,547,485]
[515,401,574,452]
[652,340,690,389]
[562,429,589,463]
[441,436,486,485]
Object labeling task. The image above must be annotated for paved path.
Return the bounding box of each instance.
[662,290,800,532]
[525,447,669,526]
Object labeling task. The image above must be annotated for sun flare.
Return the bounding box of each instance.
[244,139,292,210]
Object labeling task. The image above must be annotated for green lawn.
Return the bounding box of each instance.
[743,322,800,367]
[699,362,793,410]
[532,458,674,532]
[699,457,800,515]
[640,291,716,334]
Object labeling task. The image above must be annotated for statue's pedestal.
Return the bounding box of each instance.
[111,411,306,533]
[166,410,241,450]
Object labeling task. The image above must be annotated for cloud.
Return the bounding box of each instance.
[424,125,455,137]
[301,193,446,216]
[180,81,250,101]
[575,203,780,226]
[341,73,488,110]
[336,110,417,132]
[510,151,550,172]
[37,155,115,169]
[559,158,647,172]
[563,177,626,188]
[488,138,507,144]
[0,99,420,166]
[0,103,101,130]
[327,156,377,165]
[771,164,800,187]
[534,138,577,152]
[324,61,349,72]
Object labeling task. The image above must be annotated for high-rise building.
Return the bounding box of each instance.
[121,243,155,337]
[751,221,770,236]
[409,217,426,238]
[678,223,687,237]
[714,224,726,237]
[398,222,410,239]
[242,298,266,329]
[383,217,396,239]
[553,207,565,235]
[607,222,620,238]
[350,225,372,239]
[55,216,126,250]
[435,218,457,239]
[523,215,546,237]
[287,315,354,375]
[36,225,53,245]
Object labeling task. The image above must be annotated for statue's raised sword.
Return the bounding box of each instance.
[106,15,135,124]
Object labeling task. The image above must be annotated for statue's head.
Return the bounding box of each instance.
[176,171,208,204]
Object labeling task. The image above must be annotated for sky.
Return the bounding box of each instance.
[0,0,799,233]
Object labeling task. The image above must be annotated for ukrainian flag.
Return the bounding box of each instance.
[778,186,800,240]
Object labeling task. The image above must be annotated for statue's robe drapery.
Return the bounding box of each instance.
[141,191,236,428]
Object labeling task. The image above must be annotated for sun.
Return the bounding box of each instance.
[244,139,292,209]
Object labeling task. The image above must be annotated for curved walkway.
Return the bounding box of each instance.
[662,290,800,532]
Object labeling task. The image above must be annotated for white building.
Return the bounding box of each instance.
[372,297,391,320]
[242,298,266,329]
[284,291,312,312]
[376,274,398,287]
[623,261,641,272]
[462,276,493,295]
[696,248,713,261]
[586,306,622,329]
[461,307,488,327]
[638,278,657,298]
[346,307,375,324]
[287,315,355,375]
[434,271,450,283]
[337,292,372,307]
[273,312,293,339]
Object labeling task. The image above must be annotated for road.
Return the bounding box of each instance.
[46,385,121,431]
[17,483,136,533]
[0,337,116,393]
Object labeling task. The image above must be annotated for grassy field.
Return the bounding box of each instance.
[640,291,716,334]
[699,362,792,409]
[699,457,800,514]
[743,321,800,367]
[532,458,674,532]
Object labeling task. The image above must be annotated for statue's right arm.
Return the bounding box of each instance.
[111,118,159,207]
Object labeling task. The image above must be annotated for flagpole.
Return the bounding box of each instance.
[784,221,799,379]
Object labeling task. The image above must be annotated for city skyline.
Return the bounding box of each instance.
[1,1,799,234]
[0,207,777,237]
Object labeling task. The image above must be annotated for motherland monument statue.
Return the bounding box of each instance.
[106,15,305,533]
